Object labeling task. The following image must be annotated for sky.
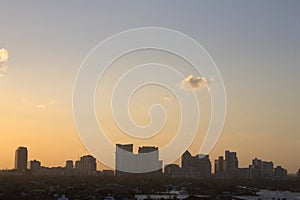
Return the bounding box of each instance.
[0,1,299,173]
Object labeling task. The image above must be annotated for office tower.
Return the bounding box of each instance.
[224,150,238,177]
[65,160,74,169]
[15,146,28,171]
[225,150,238,171]
[249,158,274,179]
[262,161,274,177]
[181,151,211,178]
[138,146,163,174]
[30,160,41,171]
[115,144,162,175]
[75,160,81,169]
[115,144,134,175]
[79,155,96,175]
[215,156,225,174]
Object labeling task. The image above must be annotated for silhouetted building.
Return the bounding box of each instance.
[181,151,211,178]
[75,155,96,175]
[81,155,96,175]
[75,160,81,169]
[15,146,28,171]
[297,169,300,178]
[274,166,287,179]
[30,160,41,171]
[224,150,238,178]
[115,144,162,175]
[164,164,181,177]
[249,158,274,179]
[65,160,74,169]
[215,156,225,177]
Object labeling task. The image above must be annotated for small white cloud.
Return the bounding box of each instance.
[179,74,211,90]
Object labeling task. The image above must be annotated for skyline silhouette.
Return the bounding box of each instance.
[2,145,296,176]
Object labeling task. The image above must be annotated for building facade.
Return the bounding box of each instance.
[30,159,41,171]
[181,151,211,178]
[249,158,274,179]
[15,146,28,171]
[224,150,238,178]
[215,156,225,177]
[115,144,162,175]
[65,160,74,169]
[80,155,96,175]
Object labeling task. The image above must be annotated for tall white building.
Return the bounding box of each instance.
[115,144,162,174]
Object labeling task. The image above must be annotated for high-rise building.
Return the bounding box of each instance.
[65,160,74,169]
[225,151,238,171]
[215,156,225,175]
[15,146,28,171]
[181,151,211,178]
[115,144,162,175]
[262,161,274,177]
[74,156,96,175]
[75,160,81,169]
[224,150,238,177]
[138,146,162,174]
[249,158,274,179]
[79,155,96,175]
[115,144,134,175]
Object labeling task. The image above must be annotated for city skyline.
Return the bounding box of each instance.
[3,145,296,176]
[1,1,299,174]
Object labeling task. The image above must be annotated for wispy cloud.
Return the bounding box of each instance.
[179,74,211,90]
[0,48,8,76]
